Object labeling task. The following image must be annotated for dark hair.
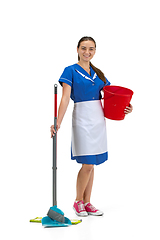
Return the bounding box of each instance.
[77,36,106,84]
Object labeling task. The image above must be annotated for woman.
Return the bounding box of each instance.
[50,36,133,217]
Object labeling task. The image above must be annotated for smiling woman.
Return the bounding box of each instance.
[50,36,133,218]
[77,36,107,83]
[77,41,96,63]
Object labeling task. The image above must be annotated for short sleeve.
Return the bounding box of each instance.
[58,66,72,87]
[104,77,111,86]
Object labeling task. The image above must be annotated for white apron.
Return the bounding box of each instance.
[72,100,108,157]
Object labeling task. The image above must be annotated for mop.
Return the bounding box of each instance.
[42,84,72,227]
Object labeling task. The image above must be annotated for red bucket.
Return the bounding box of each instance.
[103,85,134,120]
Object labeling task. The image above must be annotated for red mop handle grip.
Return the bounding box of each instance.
[54,84,58,118]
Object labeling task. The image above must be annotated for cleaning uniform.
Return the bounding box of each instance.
[59,63,110,165]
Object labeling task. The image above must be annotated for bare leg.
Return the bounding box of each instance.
[83,168,94,204]
[76,164,94,202]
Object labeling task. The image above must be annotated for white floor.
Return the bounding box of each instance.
[3,198,159,240]
[1,148,160,240]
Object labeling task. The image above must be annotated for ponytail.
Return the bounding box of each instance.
[90,62,106,84]
[77,57,106,84]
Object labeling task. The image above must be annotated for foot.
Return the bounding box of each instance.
[84,203,104,216]
[73,200,88,217]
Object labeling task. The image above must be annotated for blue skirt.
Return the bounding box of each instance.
[71,150,108,165]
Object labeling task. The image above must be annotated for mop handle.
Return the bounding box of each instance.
[53,84,58,206]
[54,84,58,119]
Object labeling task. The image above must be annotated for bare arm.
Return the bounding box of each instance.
[50,83,71,137]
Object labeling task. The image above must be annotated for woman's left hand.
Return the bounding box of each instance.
[124,104,133,115]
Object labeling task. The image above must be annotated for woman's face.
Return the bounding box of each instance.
[77,40,96,62]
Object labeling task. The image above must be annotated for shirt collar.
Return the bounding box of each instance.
[75,69,96,83]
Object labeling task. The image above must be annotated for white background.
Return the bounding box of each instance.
[0,0,160,239]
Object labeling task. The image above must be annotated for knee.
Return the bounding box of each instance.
[82,164,94,173]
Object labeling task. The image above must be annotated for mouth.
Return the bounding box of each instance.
[83,55,90,58]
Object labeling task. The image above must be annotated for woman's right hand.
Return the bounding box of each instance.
[50,124,60,138]
[50,83,71,138]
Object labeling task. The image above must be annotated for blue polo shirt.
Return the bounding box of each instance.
[59,63,110,103]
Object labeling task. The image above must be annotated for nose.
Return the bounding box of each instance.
[85,48,90,54]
